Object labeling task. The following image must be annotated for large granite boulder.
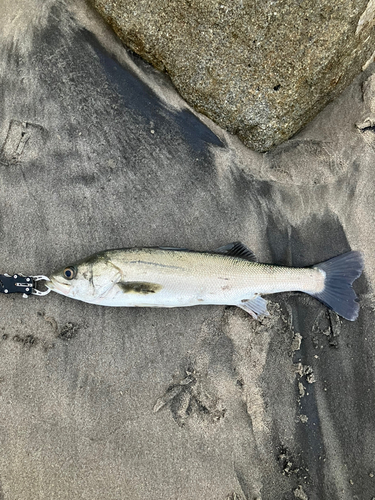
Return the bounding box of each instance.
[90,0,375,151]
[0,0,374,499]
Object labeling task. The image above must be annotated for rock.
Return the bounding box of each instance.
[90,0,375,152]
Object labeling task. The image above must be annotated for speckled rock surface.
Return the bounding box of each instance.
[89,0,375,151]
[1,1,375,499]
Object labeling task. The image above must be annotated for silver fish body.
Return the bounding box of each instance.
[46,243,364,320]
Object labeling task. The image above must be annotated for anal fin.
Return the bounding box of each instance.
[238,296,269,320]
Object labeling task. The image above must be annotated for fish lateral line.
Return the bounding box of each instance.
[127,260,183,270]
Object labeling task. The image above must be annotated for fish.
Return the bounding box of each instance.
[45,242,364,321]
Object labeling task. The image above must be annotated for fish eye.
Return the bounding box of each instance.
[63,266,76,280]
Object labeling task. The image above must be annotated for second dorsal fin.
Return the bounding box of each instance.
[214,241,256,262]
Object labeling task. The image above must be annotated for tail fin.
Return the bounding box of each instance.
[309,251,364,321]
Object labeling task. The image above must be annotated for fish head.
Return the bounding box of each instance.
[46,252,121,303]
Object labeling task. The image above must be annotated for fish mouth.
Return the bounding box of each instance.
[45,277,71,296]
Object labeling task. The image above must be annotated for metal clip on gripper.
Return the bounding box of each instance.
[0,274,50,298]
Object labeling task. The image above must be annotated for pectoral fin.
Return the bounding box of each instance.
[118,282,162,294]
[238,296,269,319]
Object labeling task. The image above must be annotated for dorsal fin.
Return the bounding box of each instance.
[214,242,256,262]
[157,243,256,261]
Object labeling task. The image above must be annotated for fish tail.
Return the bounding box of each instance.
[308,251,364,321]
